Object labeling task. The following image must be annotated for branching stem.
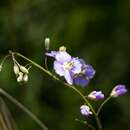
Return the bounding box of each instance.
[14,52,102,130]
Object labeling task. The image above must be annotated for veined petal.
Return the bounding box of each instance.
[54,61,64,76]
[71,58,82,74]
[55,51,71,63]
[64,70,73,85]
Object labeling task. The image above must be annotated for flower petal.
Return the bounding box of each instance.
[74,76,89,87]
[55,52,71,63]
[71,58,82,74]
[54,61,64,76]
[64,71,73,85]
[45,51,57,57]
[85,65,96,79]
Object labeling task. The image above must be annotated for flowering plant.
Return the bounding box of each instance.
[0,38,127,130]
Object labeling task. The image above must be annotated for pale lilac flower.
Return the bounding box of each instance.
[88,91,104,100]
[46,48,95,86]
[80,105,92,116]
[110,84,127,97]
[46,51,82,84]
[54,57,82,84]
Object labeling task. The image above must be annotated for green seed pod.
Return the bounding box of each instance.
[45,38,50,51]
[19,65,29,74]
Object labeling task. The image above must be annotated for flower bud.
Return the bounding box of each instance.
[59,46,66,51]
[45,38,50,51]
[19,65,29,74]
[17,72,23,82]
[23,74,28,82]
[88,91,104,101]
[13,64,20,76]
[80,105,92,116]
[0,65,2,72]
[110,84,127,97]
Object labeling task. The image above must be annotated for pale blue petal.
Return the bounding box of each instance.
[54,61,64,76]
[74,76,89,87]
[64,71,73,85]
[55,52,71,63]
[46,51,57,57]
[71,58,82,74]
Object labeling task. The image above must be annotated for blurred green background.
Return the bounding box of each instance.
[0,0,130,130]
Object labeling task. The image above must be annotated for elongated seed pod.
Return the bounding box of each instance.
[23,74,28,82]
[19,66,29,74]
[13,64,19,76]
[17,72,23,82]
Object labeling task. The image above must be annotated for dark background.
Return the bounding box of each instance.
[0,0,130,130]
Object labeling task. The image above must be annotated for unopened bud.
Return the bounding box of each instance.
[88,91,104,101]
[45,38,50,51]
[110,85,127,97]
[23,74,28,82]
[0,65,2,72]
[80,105,92,116]
[59,46,66,51]
[17,72,23,82]
[19,66,29,74]
[13,64,20,76]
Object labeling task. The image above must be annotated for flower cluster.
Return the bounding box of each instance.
[80,84,127,116]
[45,45,128,118]
[46,46,95,87]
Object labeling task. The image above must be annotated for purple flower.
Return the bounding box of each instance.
[46,48,95,87]
[47,51,82,84]
[88,91,104,100]
[80,105,92,116]
[110,84,127,97]
[74,59,95,87]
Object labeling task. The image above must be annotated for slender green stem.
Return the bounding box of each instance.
[16,52,58,80]
[97,96,112,116]
[45,56,48,70]
[15,53,94,111]
[66,84,102,129]
[0,55,10,65]
[75,118,96,130]
[14,52,102,130]
[0,88,48,130]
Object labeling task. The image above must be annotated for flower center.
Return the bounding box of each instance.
[63,61,74,70]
